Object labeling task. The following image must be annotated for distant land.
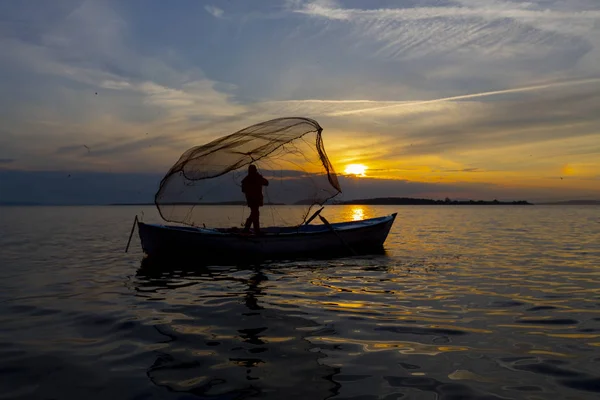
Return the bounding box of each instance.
[338,197,532,205]
[535,200,600,205]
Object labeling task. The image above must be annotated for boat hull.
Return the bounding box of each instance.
[138,213,397,262]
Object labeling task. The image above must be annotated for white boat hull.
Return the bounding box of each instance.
[138,213,397,261]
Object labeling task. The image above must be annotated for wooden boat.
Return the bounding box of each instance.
[137,213,397,261]
[128,118,398,262]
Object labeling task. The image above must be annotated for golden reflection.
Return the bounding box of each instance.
[325,301,365,308]
[179,377,209,387]
[192,350,216,357]
[432,325,492,334]
[496,324,567,330]
[264,337,295,343]
[320,337,471,355]
[528,350,572,358]
[352,207,364,221]
[544,333,600,339]
[448,370,496,382]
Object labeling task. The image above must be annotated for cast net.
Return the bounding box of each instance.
[155,117,341,228]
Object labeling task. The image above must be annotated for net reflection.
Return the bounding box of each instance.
[135,258,341,399]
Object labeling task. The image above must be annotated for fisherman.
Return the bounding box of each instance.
[242,164,269,234]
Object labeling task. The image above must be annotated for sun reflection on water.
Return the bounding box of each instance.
[352,206,365,221]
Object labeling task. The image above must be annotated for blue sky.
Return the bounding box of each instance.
[1,0,599,203]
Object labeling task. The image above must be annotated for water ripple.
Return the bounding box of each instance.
[0,205,599,399]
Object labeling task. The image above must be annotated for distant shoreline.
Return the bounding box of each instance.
[535,200,600,205]
[337,197,532,206]
[3,198,600,206]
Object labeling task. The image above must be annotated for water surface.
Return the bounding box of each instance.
[0,205,599,399]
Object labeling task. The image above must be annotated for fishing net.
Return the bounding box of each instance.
[155,117,341,228]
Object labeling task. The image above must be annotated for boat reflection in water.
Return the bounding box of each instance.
[135,257,342,399]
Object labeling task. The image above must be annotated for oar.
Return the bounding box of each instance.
[318,215,358,256]
[125,215,138,253]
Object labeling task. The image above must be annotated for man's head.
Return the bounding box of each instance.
[248,164,258,174]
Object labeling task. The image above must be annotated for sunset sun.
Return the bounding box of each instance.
[344,164,367,177]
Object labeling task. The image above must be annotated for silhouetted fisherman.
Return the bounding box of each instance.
[242,164,269,234]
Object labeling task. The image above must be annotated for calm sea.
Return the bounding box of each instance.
[0,205,599,399]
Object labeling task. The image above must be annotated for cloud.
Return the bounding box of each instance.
[244,76,600,195]
[53,135,181,158]
[55,145,89,155]
[293,0,600,62]
[444,168,482,173]
[0,1,238,114]
[101,80,132,90]
[138,81,243,117]
[205,5,224,18]
[0,1,247,173]
[324,77,600,116]
[256,77,600,121]
[0,158,15,164]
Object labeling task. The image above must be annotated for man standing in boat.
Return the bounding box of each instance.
[242,164,269,234]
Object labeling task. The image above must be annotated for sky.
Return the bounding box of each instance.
[1,0,600,204]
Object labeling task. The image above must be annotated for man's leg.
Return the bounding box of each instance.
[244,207,253,232]
[251,207,260,234]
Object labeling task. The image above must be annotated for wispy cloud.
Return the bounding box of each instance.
[0,1,247,172]
[325,77,600,116]
[138,81,243,117]
[205,5,224,18]
[293,0,600,63]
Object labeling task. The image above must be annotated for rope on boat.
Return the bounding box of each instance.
[125,215,139,253]
[319,215,358,256]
